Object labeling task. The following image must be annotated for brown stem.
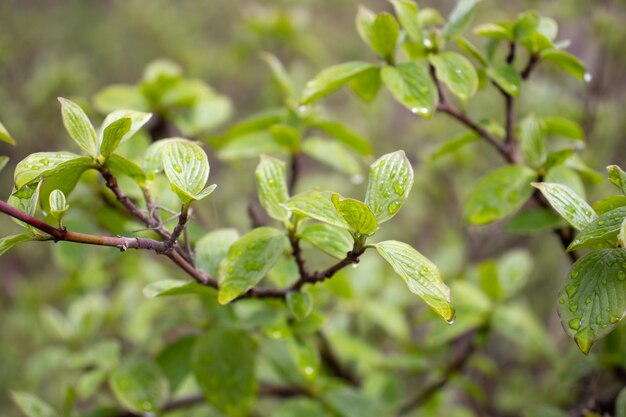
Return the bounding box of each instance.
[521,54,540,80]
[164,204,189,253]
[288,152,302,195]
[317,331,361,387]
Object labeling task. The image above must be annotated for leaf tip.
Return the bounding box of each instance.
[574,328,594,355]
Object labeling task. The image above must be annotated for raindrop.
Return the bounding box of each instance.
[584,73,593,83]
[568,318,581,330]
[350,174,364,185]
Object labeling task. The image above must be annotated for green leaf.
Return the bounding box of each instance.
[256,155,290,222]
[161,139,214,203]
[109,358,169,413]
[275,399,333,417]
[505,208,565,235]
[365,150,414,223]
[0,122,16,145]
[456,37,488,66]
[519,115,547,168]
[608,165,626,194]
[381,62,437,118]
[331,194,378,236]
[48,190,68,220]
[93,84,147,114]
[218,131,283,161]
[298,223,353,259]
[443,0,477,39]
[356,6,376,48]
[540,49,588,81]
[302,138,361,176]
[195,228,240,277]
[617,388,626,417]
[0,156,8,172]
[545,165,585,199]
[368,12,400,61]
[492,303,555,357]
[430,131,478,160]
[14,152,82,190]
[594,196,626,215]
[465,165,537,225]
[348,67,382,103]
[487,64,522,96]
[0,234,35,257]
[289,336,320,380]
[10,391,60,417]
[390,0,422,43]
[260,52,295,99]
[558,249,626,354]
[107,154,146,184]
[567,207,626,251]
[58,97,98,157]
[99,110,152,158]
[429,52,478,101]
[286,291,314,320]
[143,279,214,298]
[532,182,596,230]
[192,328,256,416]
[473,23,514,40]
[270,124,301,152]
[312,119,372,156]
[282,191,349,229]
[301,62,376,104]
[323,387,384,417]
[156,336,197,394]
[544,116,584,141]
[39,157,97,214]
[418,8,445,27]
[374,240,454,322]
[218,227,288,304]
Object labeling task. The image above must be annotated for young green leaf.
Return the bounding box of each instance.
[331,194,378,236]
[349,67,382,103]
[540,49,588,81]
[302,138,362,177]
[356,6,376,48]
[10,391,60,417]
[282,191,349,229]
[532,182,596,230]
[218,227,288,304]
[109,358,169,413]
[544,165,585,199]
[14,152,82,190]
[456,37,488,66]
[487,64,522,96]
[418,8,445,27]
[195,228,240,277]
[505,209,565,235]
[390,0,422,43]
[368,12,400,61]
[99,110,152,157]
[260,52,296,99]
[543,116,584,141]
[0,234,36,257]
[48,189,69,220]
[192,328,257,416]
[558,249,626,354]
[161,139,214,203]
[381,62,437,118]
[38,157,98,214]
[143,280,214,298]
[289,336,320,380]
[429,52,478,101]
[519,115,547,168]
[473,23,514,40]
[156,336,197,395]
[301,62,377,104]
[567,207,626,251]
[256,155,290,222]
[218,132,284,161]
[58,97,98,157]
[594,196,626,215]
[0,156,8,173]
[270,124,300,152]
[107,154,147,184]
[443,0,477,39]
[0,122,15,145]
[311,119,372,156]
[374,240,454,322]
[465,165,537,225]
[365,150,414,223]
[93,84,148,114]
[286,291,314,320]
[298,223,352,259]
[608,165,626,195]
[430,131,479,160]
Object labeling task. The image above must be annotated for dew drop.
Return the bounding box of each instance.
[559,298,565,304]
[568,318,581,330]
[569,303,578,313]
[584,72,593,83]
[598,220,606,226]
[173,164,183,173]
[303,366,315,376]
[350,174,364,185]
[585,297,591,305]
[596,315,602,325]
[618,271,625,281]
[571,270,579,279]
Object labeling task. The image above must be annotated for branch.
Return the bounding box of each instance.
[290,248,365,292]
[288,152,302,195]
[317,331,361,387]
[164,204,189,254]
[521,54,540,81]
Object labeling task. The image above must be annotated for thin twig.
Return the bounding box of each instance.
[317,331,361,387]
[164,204,189,253]
[288,152,302,195]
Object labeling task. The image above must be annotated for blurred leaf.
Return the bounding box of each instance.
[143,279,214,298]
[58,97,98,156]
[302,138,362,176]
[544,116,584,141]
[109,358,169,413]
[196,228,240,277]
[349,67,382,102]
[617,387,626,417]
[289,336,320,380]
[532,182,596,230]
[431,131,478,160]
[443,0,477,39]
[287,291,314,320]
[374,240,454,322]
[312,119,372,156]
[492,303,555,357]
[0,234,36,257]
[381,62,437,118]
[301,62,376,104]
[275,399,332,417]
[260,52,295,99]
[283,191,349,229]
[608,165,626,194]
[368,13,400,61]
[10,391,59,417]
[323,387,383,417]
[107,154,146,184]
[221,108,285,143]
[192,328,256,416]
[99,110,152,157]
[498,250,533,299]
[429,51,478,101]
[270,124,300,152]
[365,150,414,223]
[487,64,521,96]
[456,37,488,66]
[331,194,378,236]
[418,8,445,27]
[0,121,15,145]
[465,165,537,225]
[506,209,565,235]
[93,84,147,114]
[473,23,514,40]
[162,139,214,203]
[256,155,290,222]
[519,115,547,168]
[218,227,288,304]
[545,165,585,199]
[565,154,604,184]
[558,249,626,354]
[156,335,197,394]
[541,49,587,80]
[568,207,626,251]
[593,196,626,215]
[218,131,284,161]
[0,156,8,172]
[390,0,422,43]
[299,223,353,259]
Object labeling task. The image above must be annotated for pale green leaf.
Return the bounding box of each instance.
[14,152,82,190]
[302,138,362,176]
[365,150,414,223]
[493,303,555,356]
[38,157,96,214]
[544,116,584,141]
[48,189,68,219]
[0,234,35,257]
[356,6,377,50]
[260,52,295,99]
[161,139,212,203]
[505,209,565,235]
[532,182,596,230]
[10,391,59,417]
[282,191,349,229]
[270,124,300,151]
[429,51,478,101]
[390,0,422,43]
[558,249,626,354]
[519,115,547,168]
[298,223,353,259]
[381,62,437,118]
[368,12,400,60]
[541,49,587,80]
[616,388,626,417]
[275,399,333,417]
[567,207,626,251]
[374,240,454,322]
[286,291,314,320]
[99,110,152,157]
[107,154,147,184]
[218,131,283,161]
[143,279,213,298]
[312,119,372,156]
[348,67,382,102]
[465,165,537,225]
[487,64,522,96]
[545,165,585,199]
[473,23,514,40]
[0,156,8,172]
[331,194,378,236]
[0,122,15,145]
[195,228,240,277]
[218,227,288,304]
[608,165,626,195]
[443,0,477,39]
[430,131,478,160]
[256,155,290,221]
[192,328,256,416]
[58,97,98,156]
[456,37,488,66]
[93,84,147,114]
[594,196,626,215]
[418,8,444,27]
[301,62,377,104]
[289,336,320,380]
[323,387,384,417]
[109,359,169,413]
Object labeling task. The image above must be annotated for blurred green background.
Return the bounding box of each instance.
[2,0,626,416]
